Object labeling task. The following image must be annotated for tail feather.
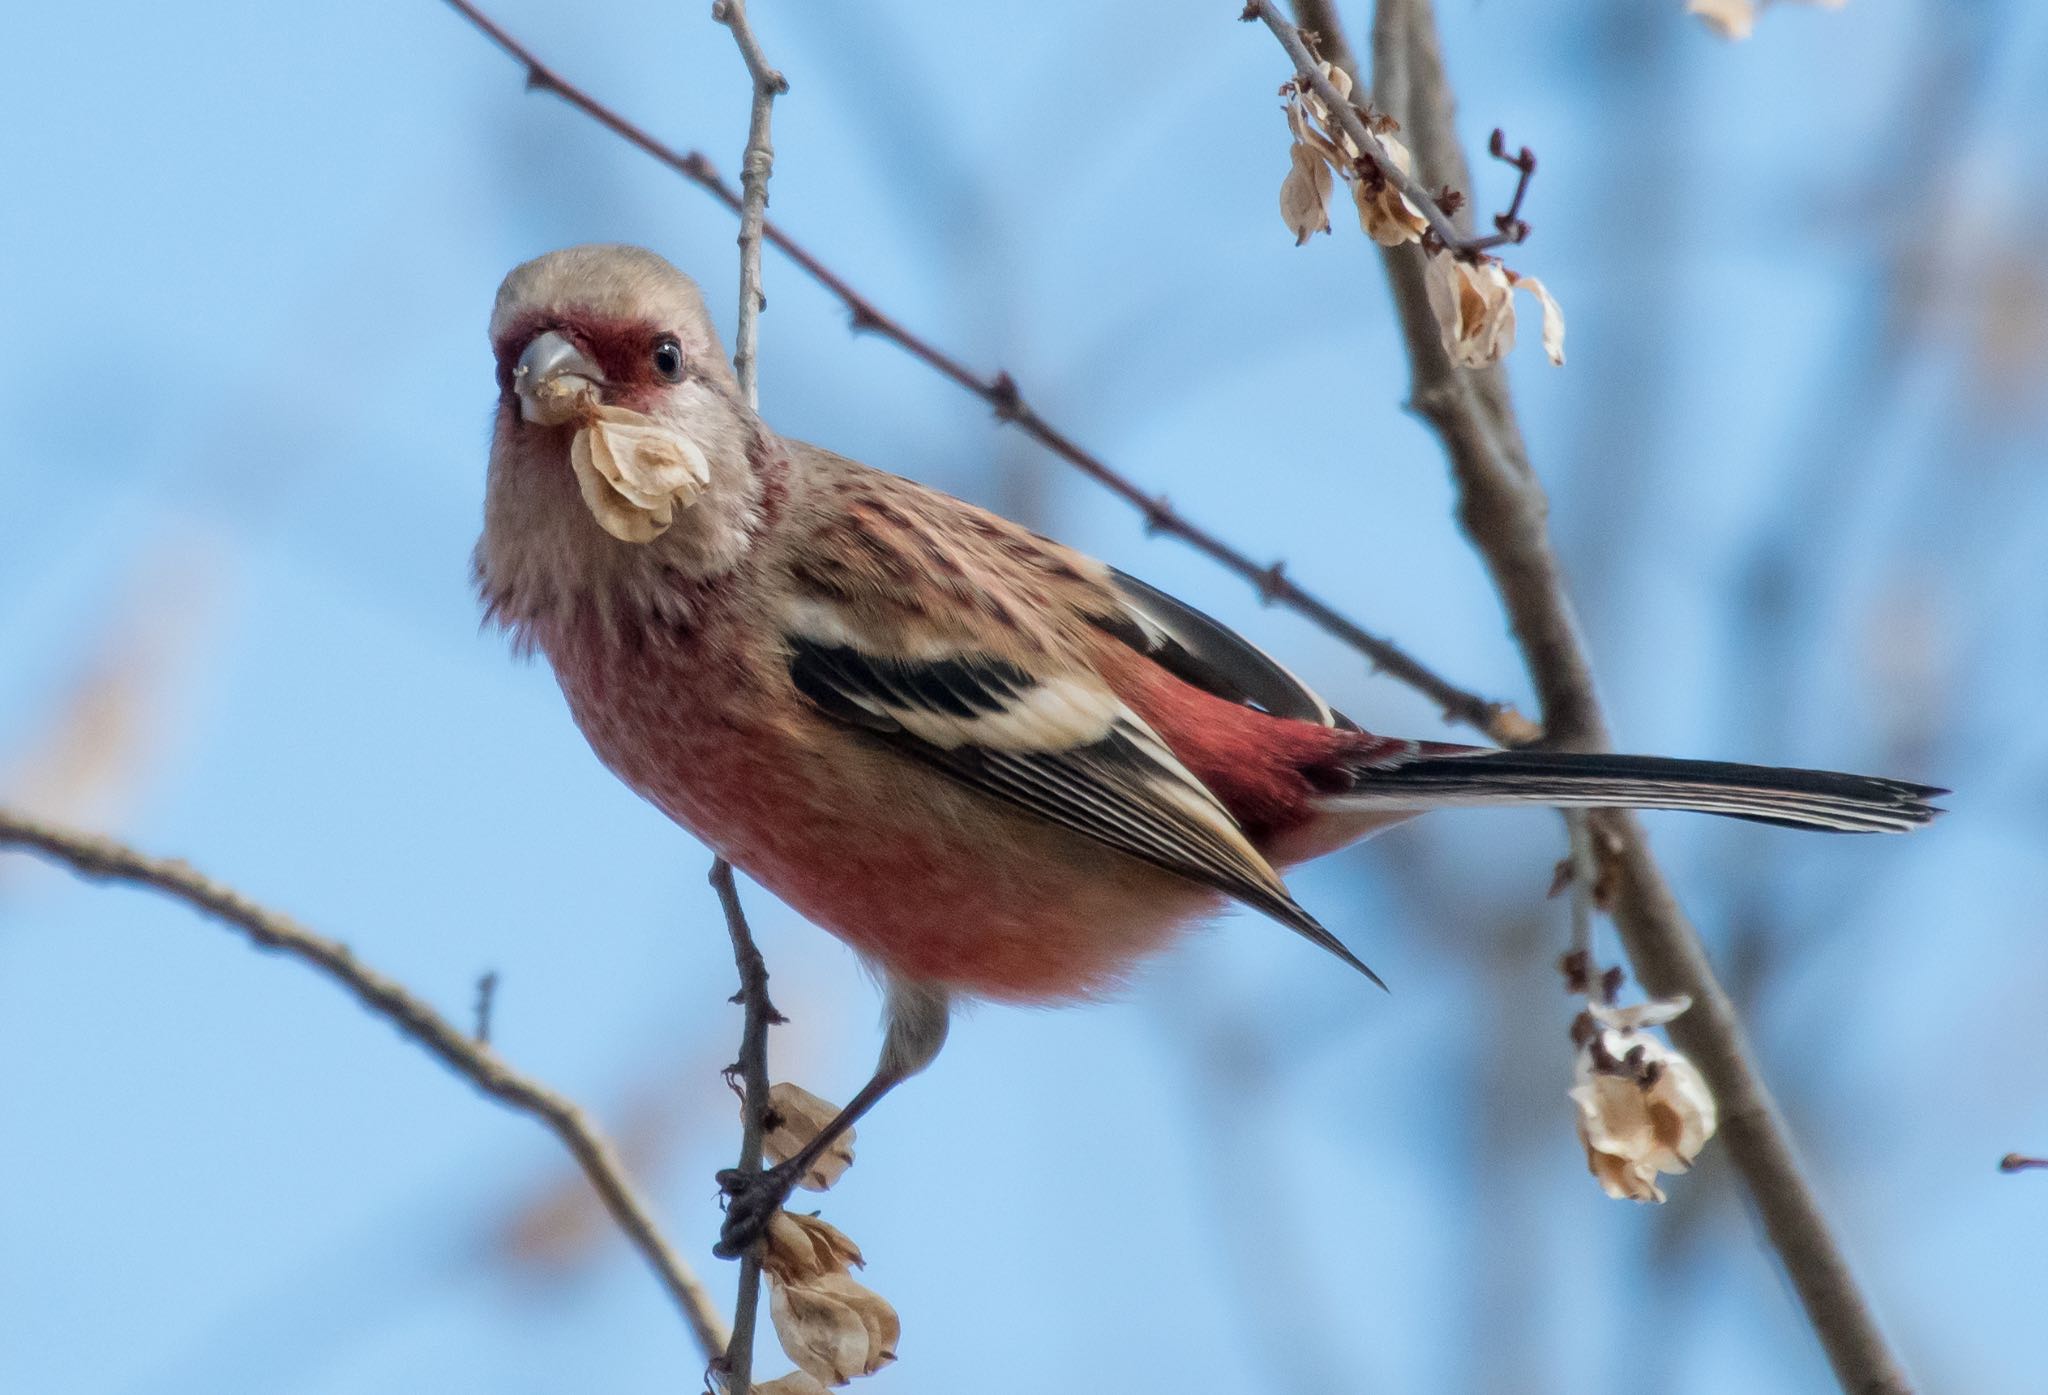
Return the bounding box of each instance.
[1320,750,1946,834]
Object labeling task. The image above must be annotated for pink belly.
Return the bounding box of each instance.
[546,621,1220,1000]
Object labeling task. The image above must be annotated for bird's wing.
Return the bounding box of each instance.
[784,454,1349,727]
[778,456,1380,982]
[780,603,1379,984]
[1094,569,1355,730]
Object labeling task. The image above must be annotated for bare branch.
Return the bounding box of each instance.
[1356,1,1917,1390]
[0,807,730,1362]
[712,0,787,409]
[1999,1154,2048,1174]
[436,0,1528,744]
[1563,810,1597,971]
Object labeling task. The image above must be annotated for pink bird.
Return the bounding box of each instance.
[476,244,1941,1252]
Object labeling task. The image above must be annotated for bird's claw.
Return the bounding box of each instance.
[714,1161,800,1259]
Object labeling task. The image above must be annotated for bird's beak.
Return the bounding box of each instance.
[514,330,606,425]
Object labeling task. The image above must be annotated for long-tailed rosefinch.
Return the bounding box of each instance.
[476,244,1942,1251]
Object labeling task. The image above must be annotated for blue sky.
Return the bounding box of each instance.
[4,1,2046,1392]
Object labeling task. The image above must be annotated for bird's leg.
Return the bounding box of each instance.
[716,978,949,1259]
[716,1068,898,1257]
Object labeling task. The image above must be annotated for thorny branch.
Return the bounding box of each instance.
[1347,0,1916,1390]
[708,4,785,1389]
[437,0,1529,746]
[704,0,790,1384]
[710,857,780,1394]
[0,808,730,1362]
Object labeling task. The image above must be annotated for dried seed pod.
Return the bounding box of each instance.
[762,1082,856,1191]
[568,405,712,542]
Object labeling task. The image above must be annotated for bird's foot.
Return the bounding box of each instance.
[714,1160,802,1259]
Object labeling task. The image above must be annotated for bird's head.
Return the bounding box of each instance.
[479,245,772,635]
[490,242,740,432]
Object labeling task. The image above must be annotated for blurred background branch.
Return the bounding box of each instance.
[0,808,731,1363]
[1331,0,1915,1388]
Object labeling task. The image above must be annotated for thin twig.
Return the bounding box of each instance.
[1483,129,1537,245]
[710,858,779,1395]
[473,968,499,1044]
[707,5,785,1385]
[713,0,787,409]
[0,808,730,1361]
[435,0,1527,745]
[1998,1154,2048,1174]
[1356,1,1916,1390]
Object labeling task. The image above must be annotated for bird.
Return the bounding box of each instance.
[475,243,1943,1254]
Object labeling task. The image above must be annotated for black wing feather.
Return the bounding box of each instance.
[1100,569,1356,730]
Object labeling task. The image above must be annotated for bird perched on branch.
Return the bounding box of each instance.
[477,244,1942,1254]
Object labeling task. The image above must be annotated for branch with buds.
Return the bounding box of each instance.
[437,0,1532,747]
[708,887,896,1392]
[0,808,730,1361]
[1246,0,1524,257]
[1554,822,1718,1206]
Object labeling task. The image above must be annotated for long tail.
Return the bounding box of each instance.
[1318,749,1946,834]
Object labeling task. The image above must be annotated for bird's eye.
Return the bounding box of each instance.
[651,337,685,383]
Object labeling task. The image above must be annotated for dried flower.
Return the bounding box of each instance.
[1285,62,1357,162]
[1569,994,1717,1202]
[1422,252,1567,368]
[761,1210,865,1285]
[1588,996,1691,1031]
[763,1082,855,1191]
[1511,271,1566,367]
[1688,0,1845,39]
[1423,254,1514,366]
[1280,141,1334,245]
[757,1208,896,1385]
[568,405,711,543]
[1279,63,1427,249]
[1350,134,1429,247]
[771,1270,900,1385]
[1686,0,1757,39]
[752,1375,832,1395]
